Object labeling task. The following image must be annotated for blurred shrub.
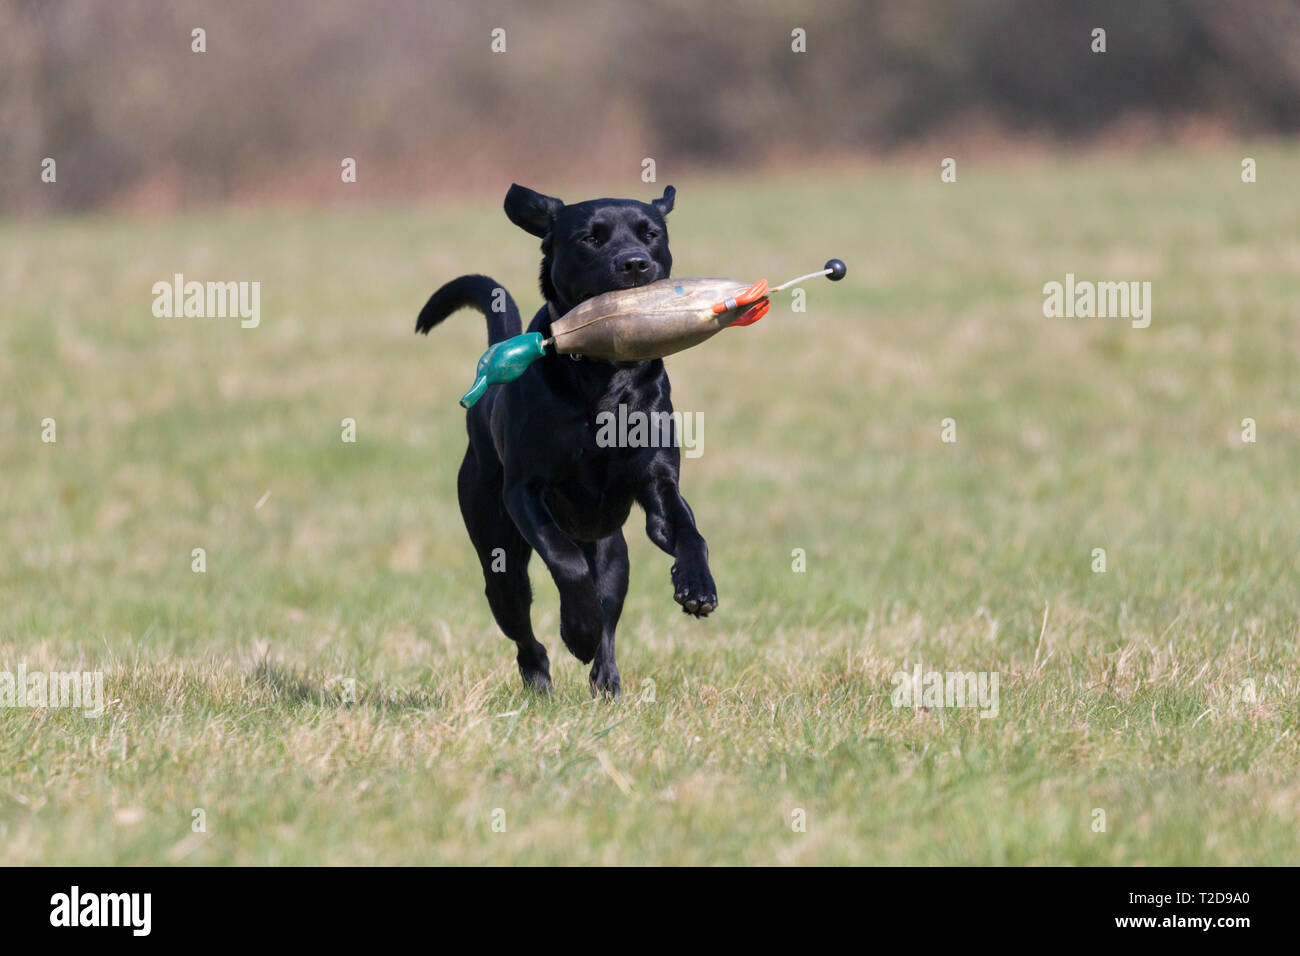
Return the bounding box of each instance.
[3,0,1298,213]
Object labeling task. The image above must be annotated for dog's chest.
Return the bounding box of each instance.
[544,448,641,542]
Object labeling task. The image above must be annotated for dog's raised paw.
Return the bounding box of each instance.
[671,561,717,618]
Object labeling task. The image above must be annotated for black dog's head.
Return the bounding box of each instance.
[504,183,675,313]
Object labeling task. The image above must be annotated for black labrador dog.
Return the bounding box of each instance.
[416,183,716,696]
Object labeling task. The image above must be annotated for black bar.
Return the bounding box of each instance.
[0,866,1279,943]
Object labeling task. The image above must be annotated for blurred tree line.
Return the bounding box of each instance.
[3,0,1298,214]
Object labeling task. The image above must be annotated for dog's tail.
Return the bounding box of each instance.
[415,274,522,345]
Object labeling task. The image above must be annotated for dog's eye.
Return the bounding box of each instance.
[582,234,600,246]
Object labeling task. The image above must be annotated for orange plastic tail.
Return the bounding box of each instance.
[711,279,769,315]
[729,298,770,327]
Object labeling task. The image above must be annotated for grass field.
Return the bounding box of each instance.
[2,145,1298,865]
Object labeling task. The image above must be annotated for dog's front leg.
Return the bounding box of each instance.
[504,479,604,663]
[639,476,717,617]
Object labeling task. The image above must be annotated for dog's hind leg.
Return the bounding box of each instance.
[458,448,551,692]
[503,479,604,666]
[583,531,630,698]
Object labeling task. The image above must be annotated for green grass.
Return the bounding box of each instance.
[2,145,1299,864]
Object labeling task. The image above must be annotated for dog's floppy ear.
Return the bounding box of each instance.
[504,184,563,237]
[652,185,676,217]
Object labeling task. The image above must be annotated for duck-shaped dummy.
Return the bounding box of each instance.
[458,258,846,407]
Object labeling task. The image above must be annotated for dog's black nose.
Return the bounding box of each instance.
[614,252,653,279]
